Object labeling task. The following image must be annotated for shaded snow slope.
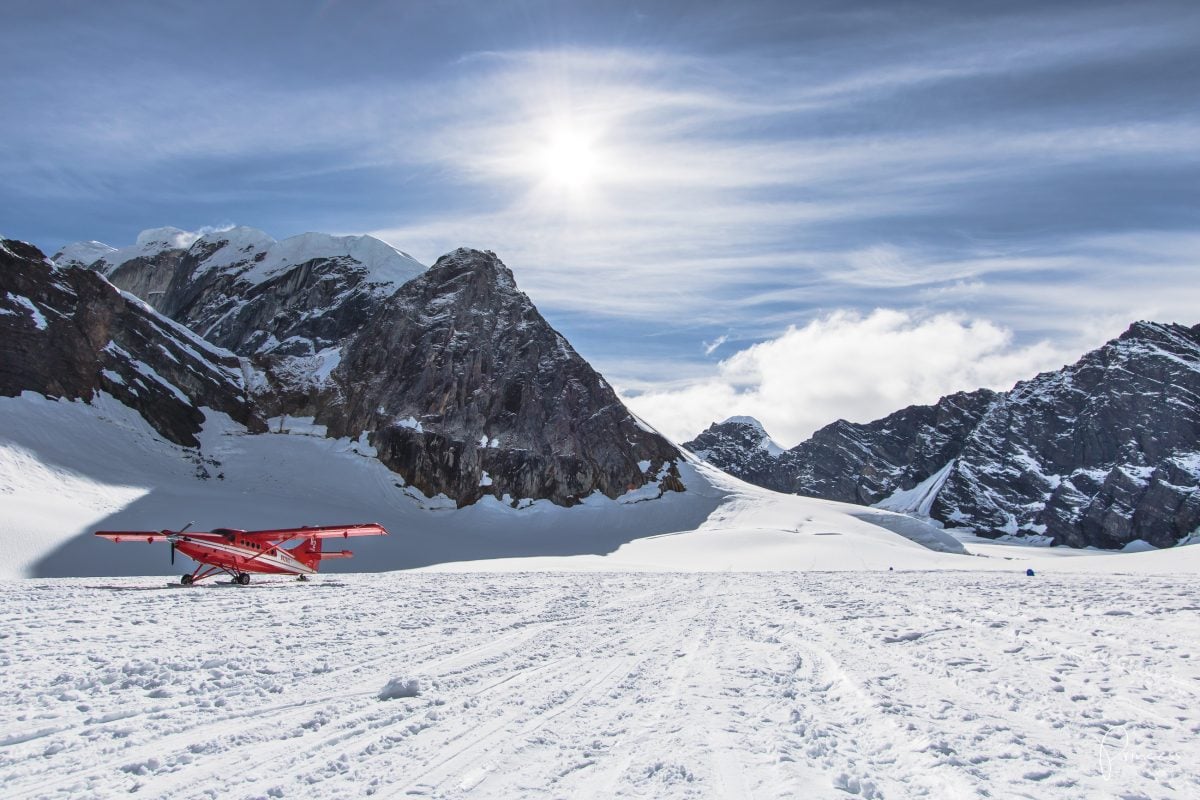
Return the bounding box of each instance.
[1,572,1196,799]
[873,459,956,517]
[5,391,982,581]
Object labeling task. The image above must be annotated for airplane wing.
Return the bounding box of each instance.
[245,523,389,542]
[95,530,229,543]
[95,531,174,543]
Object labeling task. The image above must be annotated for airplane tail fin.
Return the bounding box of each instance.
[289,536,353,569]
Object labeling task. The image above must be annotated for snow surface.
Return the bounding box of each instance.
[0,571,1197,798]
[6,391,1200,581]
[235,230,425,288]
[5,293,48,330]
[48,240,116,268]
[5,392,1200,797]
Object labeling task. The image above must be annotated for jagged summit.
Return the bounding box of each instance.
[685,417,788,488]
[425,247,520,292]
[722,415,765,430]
[48,225,429,401]
[322,247,682,506]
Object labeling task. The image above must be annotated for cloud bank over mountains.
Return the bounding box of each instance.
[625,309,1072,446]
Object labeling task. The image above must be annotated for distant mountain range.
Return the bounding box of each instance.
[686,322,1200,550]
[3,228,683,509]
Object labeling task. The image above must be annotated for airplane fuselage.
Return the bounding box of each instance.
[175,535,316,576]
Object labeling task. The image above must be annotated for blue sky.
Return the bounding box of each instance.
[4,1,1199,443]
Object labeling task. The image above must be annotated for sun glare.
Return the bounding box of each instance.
[539,124,600,190]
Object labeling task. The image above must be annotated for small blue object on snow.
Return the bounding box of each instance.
[1025,568,1035,577]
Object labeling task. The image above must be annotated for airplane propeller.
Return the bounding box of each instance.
[168,521,195,566]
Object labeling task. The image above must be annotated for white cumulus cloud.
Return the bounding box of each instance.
[623,309,1074,447]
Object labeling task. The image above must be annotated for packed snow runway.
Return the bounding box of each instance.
[1,572,1196,799]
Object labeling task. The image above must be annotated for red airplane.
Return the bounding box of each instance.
[95,522,388,585]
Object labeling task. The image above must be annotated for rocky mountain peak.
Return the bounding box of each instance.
[134,226,197,250]
[4,238,55,267]
[429,248,519,292]
[50,240,117,269]
[1119,319,1196,343]
[685,417,789,490]
[50,226,429,409]
[318,247,682,506]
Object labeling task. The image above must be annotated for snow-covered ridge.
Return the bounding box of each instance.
[50,239,117,268]
[75,227,200,274]
[54,225,426,290]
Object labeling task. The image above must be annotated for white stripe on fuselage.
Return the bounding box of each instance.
[180,538,317,574]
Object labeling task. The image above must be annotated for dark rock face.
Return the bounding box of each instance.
[784,390,999,505]
[319,249,682,507]
[686,323,1200,549]
[933,322,1200,548]
[0,240,263,447]
[684,392,996,503]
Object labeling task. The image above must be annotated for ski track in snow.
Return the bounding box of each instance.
[1,573,1197,799]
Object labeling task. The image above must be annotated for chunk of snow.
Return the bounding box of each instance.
[378,677,421,700]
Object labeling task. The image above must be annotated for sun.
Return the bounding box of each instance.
[539,123,600,190]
